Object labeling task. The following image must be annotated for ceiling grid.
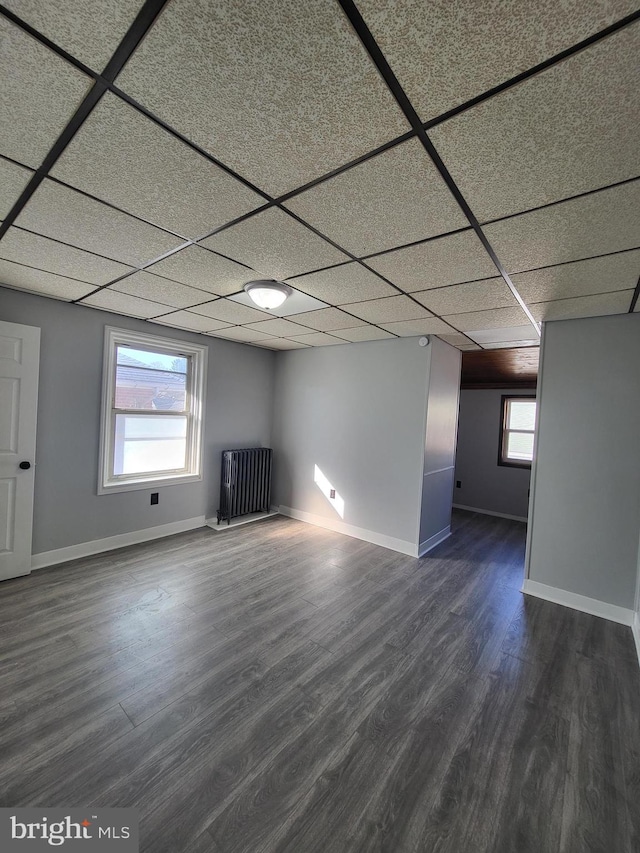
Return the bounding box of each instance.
[0,0,638,349]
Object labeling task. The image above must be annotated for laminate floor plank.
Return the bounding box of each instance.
[1,510,637,853]
[7,640,328,809]
[560,653,633,852]
[206,643,414,853]
[268,731,400,853]
[2,640,152,710]
[502,595,591,665]
[329,673,491,852]
[118,631,265,726]
[415,652,569,853]
[355,649,467,758]
[0,596,197,661]
[105,682,324,852]
[472,653,571,853]
[310,587,425,656]
[620,664,640,851]
[0,704,134,803]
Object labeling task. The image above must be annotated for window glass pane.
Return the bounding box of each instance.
[506,431,534,461]
[116,346,188,373]
[115,364,187,411]
[114,415,187,475]
[508,400,536,431]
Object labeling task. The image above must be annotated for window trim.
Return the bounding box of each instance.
[98,326,207,495]
[498,395,536,469]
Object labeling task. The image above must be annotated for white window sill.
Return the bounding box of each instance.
[97,472,203,495]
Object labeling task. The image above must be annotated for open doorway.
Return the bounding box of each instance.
[452,347,539,524]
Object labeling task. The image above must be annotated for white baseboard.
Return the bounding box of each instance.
[633,612,640,668]
[453,504,528,523]
[31,516,206,570]
[205,509,279,531]
[521,579,634,626]
[418,527,451,558]
[279,506,418,557]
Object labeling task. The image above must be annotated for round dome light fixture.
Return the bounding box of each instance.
[244,280,292,311]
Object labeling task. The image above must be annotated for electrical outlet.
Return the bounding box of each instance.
[329,489,336,499]
[456,480,462,488]
[150,492,159,505]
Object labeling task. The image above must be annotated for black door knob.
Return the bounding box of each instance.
[19,461,31,470]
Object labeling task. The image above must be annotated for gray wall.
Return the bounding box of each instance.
[527,312,640,608]
[454,388,533,519]
[0,286,275,554]
[419,337,461,546]
[636,529,640,625]
[272,337,431,548]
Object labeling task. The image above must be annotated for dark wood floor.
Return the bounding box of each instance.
[1,510,638,852]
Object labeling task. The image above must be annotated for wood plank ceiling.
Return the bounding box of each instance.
[461,347,539,389]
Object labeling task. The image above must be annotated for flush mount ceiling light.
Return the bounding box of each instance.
[244,280,292,310]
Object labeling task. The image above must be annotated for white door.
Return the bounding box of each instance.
[0,320,40,581]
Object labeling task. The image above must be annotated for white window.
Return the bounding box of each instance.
[499,396,536,467]
[99,327,207,494]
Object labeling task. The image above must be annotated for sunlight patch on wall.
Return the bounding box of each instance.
[314,464,345,519]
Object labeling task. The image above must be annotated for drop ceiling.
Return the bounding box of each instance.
[0,0,638,353]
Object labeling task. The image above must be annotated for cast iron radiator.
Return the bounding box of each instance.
[217,447,272,525]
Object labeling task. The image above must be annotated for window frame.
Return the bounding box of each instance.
[98,327,207,495]
[498,395,536,469]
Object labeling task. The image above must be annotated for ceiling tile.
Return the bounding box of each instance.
[243,318,313,337]
[147,245,256,296]
[208,327,275,342]
[511,250,640,303]
[153,311,231,332]
[367,230,496,292]
[3,0,145,70]
[378,318,454,336]
[413,278,517,315]
[228,288,328,316]
[254,338,310,350]
[0,226,133,285]
[430,24,640,222]
[201,208,348,279]
[339,295,432,324]
[14,179,181,266]
[284,138,467,255]
[82,289,174,318]
[286,332,345,347]
[530,290,634,322]
[331,326,395,342]
[189,299,271,325]
[437,333,471,347]
[483,340,540,349]
[291,308,361,332]
[0,258,95,301]
[484,181,640,273]
[115,0,408,195]
[447,306,534,332]
[0,159,33,219]
[0,17,92,167]
[288,263,397,304]
[356,0,639,120]
[111,271,213,308]
[467,325,541,344]
[51,93,264,239]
